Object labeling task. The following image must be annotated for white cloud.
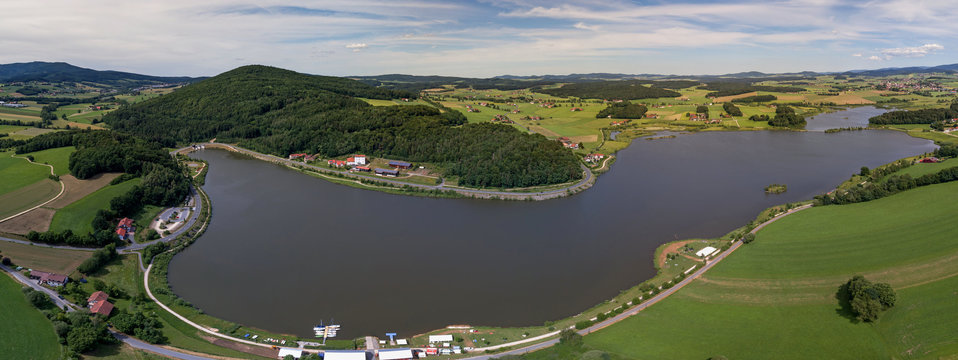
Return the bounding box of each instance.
[852,53,862,57]
[880,43,944,58]
[345,43,368,52]
[868,55,882,61]
[573,22,599,31]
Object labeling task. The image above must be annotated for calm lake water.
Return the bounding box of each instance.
[805,106,887,131]
[170,112,935,338]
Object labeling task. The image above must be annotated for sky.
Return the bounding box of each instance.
[2,0,957,78]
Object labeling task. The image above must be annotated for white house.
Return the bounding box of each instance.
[323,350,366,360]
[695,246,719,258]
[379,348,414,360]
[347,155,367,166]
[277,348,303,359]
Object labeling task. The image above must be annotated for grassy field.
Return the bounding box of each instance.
[0,273,62,359]
[49,178,140,234]
[0,178,59,220]
[0,150,52,196]
[573,181,958,360]
[893,158,958,178]
[0,241,92,274]
[23,146,75,176]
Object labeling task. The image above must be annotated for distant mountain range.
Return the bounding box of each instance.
[0,61,199,87]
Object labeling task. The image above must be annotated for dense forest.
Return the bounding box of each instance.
[535,80,681,100]
[869,101,958,125]
[105,66,581,188]
[722,102,743,116]
[749,105,806,128]
[596,102,648,119]
[19,131,190,246]
[700,82,805,97]
[731,95,778,103]
[355,74,556,92]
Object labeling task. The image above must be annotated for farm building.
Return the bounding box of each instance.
[351,166,371,172]
[695,246,720,258]
[116,218,134,240]
[388,161,412,169]
[379,349,414,360]
[29,270,68,287]
[690,113,708,121]
[428,334,454,343]
[375,168,399,177]
[288,153,306,160]
[322,350,366,360]
[328,160,346,168]
[585,154,605,163]
[920,157,940,163]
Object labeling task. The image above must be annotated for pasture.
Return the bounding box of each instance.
[23,146,75,176]
[578,181,958,360]
[49,178,140,234]
[0,150,51,196]
[0,273,62,360]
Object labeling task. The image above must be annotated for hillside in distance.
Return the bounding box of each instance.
[0,61,198,88]
[105,65,582,188]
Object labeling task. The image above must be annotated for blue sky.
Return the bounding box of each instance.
[1,0,956,77]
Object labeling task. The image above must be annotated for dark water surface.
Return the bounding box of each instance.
[169,127,934,338]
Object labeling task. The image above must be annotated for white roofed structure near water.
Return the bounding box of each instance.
[323,350,367,360]
[696,246,719,257]
[277,348,303,359]
[379,348,414,360]
[428,334,454,343]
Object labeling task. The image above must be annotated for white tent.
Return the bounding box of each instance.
[695,246,718,257]
[379,348,414,360]
[278,348,303,359]
[428,334,454,343]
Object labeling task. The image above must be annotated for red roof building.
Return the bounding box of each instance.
[88,291,108,306]
[118,218,133,229]
[116,228,127,240]
[90,300,114,316]
[328,160,346,167]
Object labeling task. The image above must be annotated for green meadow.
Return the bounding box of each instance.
[0,150,51,196]
[50,178,140,234]
[566,181,958,360]
[23,146,75,176]
[0,274,62,359]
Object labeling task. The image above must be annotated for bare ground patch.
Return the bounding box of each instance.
[0,207,55,234]
[199,335,280,358]
[569,135,598,143]
[0,240,92,274]
[47,173,121,209]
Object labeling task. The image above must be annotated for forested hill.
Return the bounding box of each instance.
[105,65,582,188]
[0,61,197,87]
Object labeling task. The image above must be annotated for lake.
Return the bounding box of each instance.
[170,115,935,338]
[805,106,887,131]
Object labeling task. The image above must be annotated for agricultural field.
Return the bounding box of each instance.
[572,181,958,360]
[0,241,92,274]
[49,178,140,234]
[0,273,62,360]
[893,158,958,178]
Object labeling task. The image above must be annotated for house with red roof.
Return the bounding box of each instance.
[116,218,134,241]
[29,270,68,287]
[88,291,109,307]
[328,160,346,168]
[91,299,113,316]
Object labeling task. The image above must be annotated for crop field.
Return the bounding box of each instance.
[0,179,59,220]
[0,241,92,274]
[49,177,140,234]
[0,273,62,360]
[577,181,958,360]
[0,151,51,196]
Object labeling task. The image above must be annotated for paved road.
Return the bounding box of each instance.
[0,262,76,311]
[463,204,814,359]
[112,332,214,360]
[177,143,595,200]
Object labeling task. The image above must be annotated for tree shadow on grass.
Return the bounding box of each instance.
[834,282,860,324]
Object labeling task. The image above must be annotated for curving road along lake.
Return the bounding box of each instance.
[170,115,936,338]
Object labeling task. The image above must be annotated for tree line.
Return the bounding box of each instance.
[731,95,777,103]
[748,105,805,128]
[700,82,805,97]
[722,102,743,116]
[869,101,958,125]
[816,165,958,205]
[104,65,582,188]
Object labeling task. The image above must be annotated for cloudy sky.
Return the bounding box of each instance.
[2,0,956,77]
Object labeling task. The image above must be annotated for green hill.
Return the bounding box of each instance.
[105,65,582,188]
